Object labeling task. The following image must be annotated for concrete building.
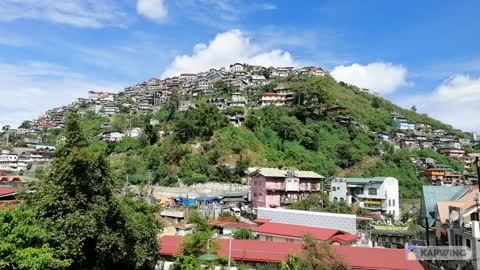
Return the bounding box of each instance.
[447,194,480,270]
[249,168,324,209]
[330,177,400,218]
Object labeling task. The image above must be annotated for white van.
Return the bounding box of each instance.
[230,207,241,217]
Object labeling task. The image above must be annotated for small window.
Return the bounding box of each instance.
[392,199,395,207]
[333,197,338,203]
[467,239,472,248]
[286,238,294,243]
[332,187,336,191]
[393,210,395,216]
[368,188,377,195]
[340,197,345,203]
[253,193,257,197]
[266,236,273,241]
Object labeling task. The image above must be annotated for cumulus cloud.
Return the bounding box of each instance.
[412,75,480,132]
[137,0,168,22]
[0,61,125,128]
[161,29,297,77]
[331,62,409,94]
[0,0,129,28]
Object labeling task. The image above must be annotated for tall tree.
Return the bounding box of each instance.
[16,111,161,270]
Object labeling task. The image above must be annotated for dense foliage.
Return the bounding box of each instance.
[46,76,468,199]
[0,112,161,270]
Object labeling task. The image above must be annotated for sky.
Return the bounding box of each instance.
[1,0,480,132]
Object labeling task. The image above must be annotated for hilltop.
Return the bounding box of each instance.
[2,64,478,198]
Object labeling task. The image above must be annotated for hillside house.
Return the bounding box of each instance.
[249,168,324,209]
[329,177,400,218]
[438,148,465,159]
[271,67,294,77]
[229,63,244,73]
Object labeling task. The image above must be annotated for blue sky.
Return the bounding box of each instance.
[1,0,480,132]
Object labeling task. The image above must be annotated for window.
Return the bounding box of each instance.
[393,210,395,216]
[340,197,345,203]
[472,213,479,221]
[393,199,395,207]
[467,239,471,248]
[253,193,257,197]
[286,238,294,243]
[332,186,336,191]
[333,197,338,203]
[388,199,391,207]
[266,236,273,241]
[368,188,377,195]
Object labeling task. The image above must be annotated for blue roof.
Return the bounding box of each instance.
[421,186,470,227]
[196,196,219,201]
[182,199,197,206]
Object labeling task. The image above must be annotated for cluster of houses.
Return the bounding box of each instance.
[0,146,55,174]
[420,185,480,269]
[10,64,326,134]
[375,112,480,186]
[156,167,427,269]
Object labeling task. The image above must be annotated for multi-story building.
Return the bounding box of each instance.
[229,63,244,73]
[329,177,400,218]
[249,168,324,209]
[447,194,480,270]
[0,151,18,171]
[424,164,463,186]
[438,148,465,160]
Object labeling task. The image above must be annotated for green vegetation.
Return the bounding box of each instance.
[27,76,469,199]
[0,112,161,270]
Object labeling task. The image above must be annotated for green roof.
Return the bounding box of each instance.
[198,253,220,261]
[344,177,389,184]
[421,185,469,227]
[21,176,39,182]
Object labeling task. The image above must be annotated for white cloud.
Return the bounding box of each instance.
[330,62,409,94]
[0,0,129,28]
[0,61,125,128]
[161,29,297,77]
[137,0,168,22]
[411,75,480,132]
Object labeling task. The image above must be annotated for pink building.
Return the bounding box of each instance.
[250,168,324,209]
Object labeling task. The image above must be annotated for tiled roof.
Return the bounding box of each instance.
[159,236,424,270]
[252,222,359,243]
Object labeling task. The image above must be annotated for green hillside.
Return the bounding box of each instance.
[68,76,467,198]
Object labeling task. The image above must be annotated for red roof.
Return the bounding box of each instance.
[158,236,424,270]
[0,187,18,197]
[253,218,271,224]
[334,245,424,270]
[0,176,27,184]
[252,222,359,243]
[0,200,20,210]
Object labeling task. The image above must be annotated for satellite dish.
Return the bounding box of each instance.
[450,210,460,222]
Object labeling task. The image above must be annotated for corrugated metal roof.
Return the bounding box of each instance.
[421,186,470,227]
[343,177,389,184]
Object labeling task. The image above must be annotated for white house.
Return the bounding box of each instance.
[229,63,244,73]
[126,128,142,138]
[329,177,400,219]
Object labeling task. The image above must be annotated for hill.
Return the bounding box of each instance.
[5,66,476,199]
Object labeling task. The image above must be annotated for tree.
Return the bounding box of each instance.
[280,255,301,270]
[274,116,302,145]
[232,228,253,240]
[411,105,417,112]
[16,111,161,270]
[144,124,158,145]
[19,120,33,129]
[170,254,202,270]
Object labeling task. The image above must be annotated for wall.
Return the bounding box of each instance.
[148,182,250,200]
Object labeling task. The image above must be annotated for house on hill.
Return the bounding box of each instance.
[329,177,400,218]
[249,168,324,209]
